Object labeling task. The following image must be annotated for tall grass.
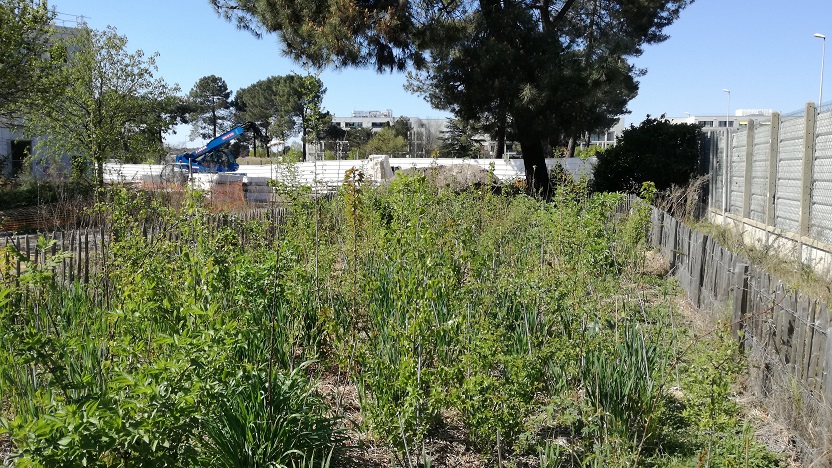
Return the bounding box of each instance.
[0,180,781,466]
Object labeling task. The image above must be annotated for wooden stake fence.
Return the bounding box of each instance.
[649,206,832,461]
[0,207,286,286]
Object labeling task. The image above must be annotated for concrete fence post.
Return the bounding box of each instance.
[743,120,755,219]
[800,102,816,237]
[766,112,780,227]
[724,129,732,214]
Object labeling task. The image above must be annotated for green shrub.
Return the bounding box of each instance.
[593,116,702,193]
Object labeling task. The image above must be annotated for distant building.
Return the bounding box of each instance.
[332,110,397,132]
[588,119,627,149]
[0,118,31,178]
[328,110,449,158]
[667,109,773,130]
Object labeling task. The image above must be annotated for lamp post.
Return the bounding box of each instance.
[722,89,731,128]
[722,89,731,214]
[814,33,826,107]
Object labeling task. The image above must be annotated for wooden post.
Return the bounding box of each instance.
[68,231,75,283]
[809,302,828,391]
[690,231,707,308]
[59,232,66,284]
[84,230,89,283]
[732,263,750,344]
[793,296,809,381]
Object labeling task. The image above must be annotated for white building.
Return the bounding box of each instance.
[668,109,773,129]
[332,110,397,132]
[328,110,449,158]
[588,119,627,149]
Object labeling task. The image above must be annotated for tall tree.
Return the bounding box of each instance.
[24,26,178,184]
[235,76,281,137]
[438,119,481,159]
[273,73,330,161]
[0,0,56,119]
[363,126,408,158]
[391,117,411,140]
[188,75,233,140]
[210,0,689,196]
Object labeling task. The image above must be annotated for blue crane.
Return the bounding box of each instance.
[170,121,267,174]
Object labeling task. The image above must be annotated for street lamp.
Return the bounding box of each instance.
[722,89,731,128]
[722,89,731,214]
[814,33,826,107]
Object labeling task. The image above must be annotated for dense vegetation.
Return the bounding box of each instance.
[0,177,779,466]
[593,117,704,193]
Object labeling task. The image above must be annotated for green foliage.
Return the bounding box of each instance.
[593,116,703,193]
[0,180,779,466]
[391,117,412,140]
[189,74,233,140]
[0,0,55,119]
[211,0,692,195]
[202,364,344,467]
[233,73,330,151]
[438,118,481,159]
[582,326,667,449]
[0,180,92,211]
[346,127,373,149]
[24,25,178,185]
[574,145,606,160]
[362,127,409,158]
[234,75,285,138]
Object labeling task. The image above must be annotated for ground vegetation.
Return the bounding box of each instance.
[0,177,783,466]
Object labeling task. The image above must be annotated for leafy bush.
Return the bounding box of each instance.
[593,116,703,193]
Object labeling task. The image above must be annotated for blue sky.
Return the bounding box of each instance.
[50,0,832,146]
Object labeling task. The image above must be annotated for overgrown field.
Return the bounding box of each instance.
[0,175,782,466]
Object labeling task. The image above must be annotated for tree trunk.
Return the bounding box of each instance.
[495,111,506,159]
[96,156,104,187]
[515,123,551,198]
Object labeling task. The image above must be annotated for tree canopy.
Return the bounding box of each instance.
[363,126,408,158]
[233,73,329,160]
[438,118,482,159]
[234,76,287,139]
[210,0,690,195]
[0,0,56,119]
[188,75,233,140]
[24,26,178,185]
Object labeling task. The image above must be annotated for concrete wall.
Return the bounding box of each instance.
[709,103,832,280]
[104,157,598,188]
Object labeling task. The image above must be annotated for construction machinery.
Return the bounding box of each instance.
[160,121,268,182]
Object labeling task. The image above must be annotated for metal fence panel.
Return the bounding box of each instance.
[811,110,832,243]
[730,130,746,215]
[750,124,770,223]
[775,116,804,233]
